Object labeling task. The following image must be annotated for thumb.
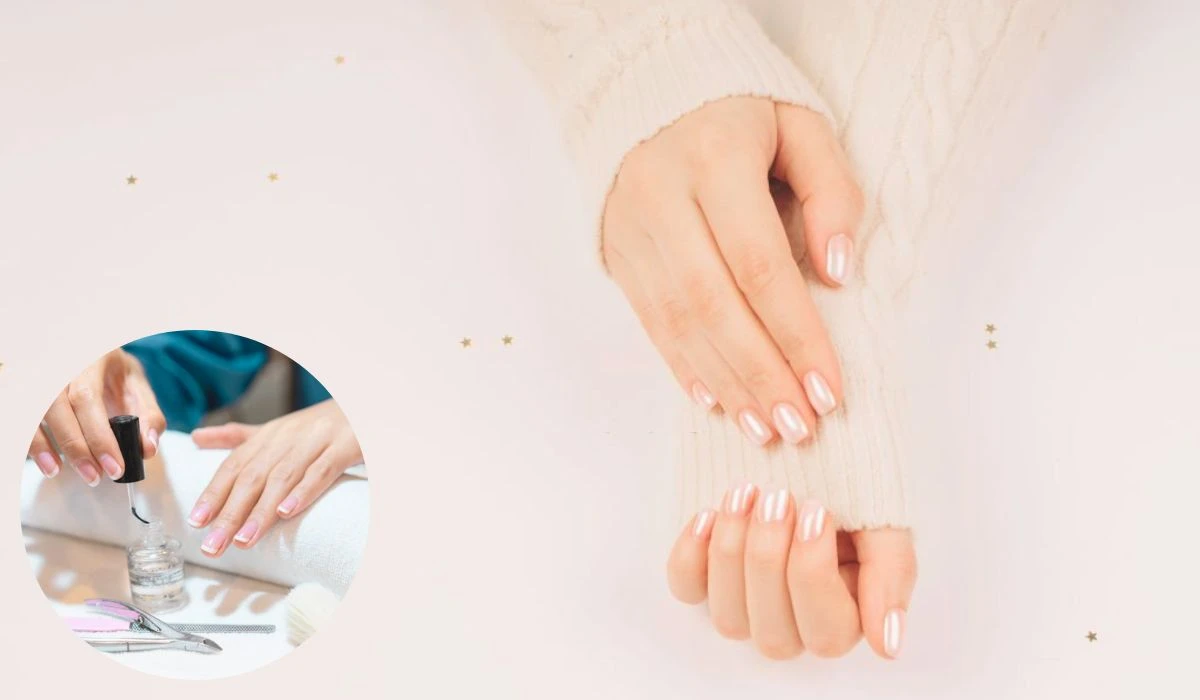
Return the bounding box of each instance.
[773,103,864,288]
[850,528,917,660]
[192,422,258,449]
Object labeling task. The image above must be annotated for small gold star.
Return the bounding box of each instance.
[126,175,138,185]
[985,324,996,333]
[267,172,280,182]
[459,338,472,348]
[501,335,513,346]
[986,340,998,350]
[1086,631,1097,642]
[334,55,346,65]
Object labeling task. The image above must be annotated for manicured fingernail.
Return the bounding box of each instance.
[200,528,228,555]
[277,496,299,516]
[723,482,758,515]
[737,409,772,445]
[692,509,716,538]
[691,382,717,411]
[188,503,211,527]
[35,452,60,478]
[826,233,853,285]
[797,499,826,541]
[147,429,159,453]
[803,371,838,416]
[75,460,101,487]
[883,608,906,658]
[99,454,123,480]
[771,403,810,444]
[757,487,791,523]
[233,520,259,544]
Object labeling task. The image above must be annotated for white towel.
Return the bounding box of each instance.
[21,431,368,597]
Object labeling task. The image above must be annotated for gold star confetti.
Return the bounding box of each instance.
[460,338,472,348]
[267,172,280,182]
[126,175,138,185]
[1086,631,1097,642]
[334,55,346,65]
[501,335,513,346]
[986,340,998,350]
[985,324,996,333]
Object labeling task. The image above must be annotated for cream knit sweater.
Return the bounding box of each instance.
[496,0,1072,530]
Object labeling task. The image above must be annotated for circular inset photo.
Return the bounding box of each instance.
[19,331,367,679]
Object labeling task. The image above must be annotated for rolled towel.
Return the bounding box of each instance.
[21,431,368,597]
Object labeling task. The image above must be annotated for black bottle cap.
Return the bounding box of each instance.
[109,415,145,484]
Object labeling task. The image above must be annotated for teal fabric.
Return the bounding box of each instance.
[123,331,331,432]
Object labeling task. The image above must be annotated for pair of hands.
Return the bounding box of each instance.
[609,96,916,659]
[27,349,362,556]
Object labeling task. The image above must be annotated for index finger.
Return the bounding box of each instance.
[65,378,125,480]
[696,163,845,418]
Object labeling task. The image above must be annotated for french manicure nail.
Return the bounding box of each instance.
[803,371,838,416]
[76,460,101,487]
[771,403,811,444]
[724,483,758,515]
[797,500,826,541]
[188,503,211,527]
[99,454,123,480]
[757,488,791,523]
[277,496,299,516]
[200,528,228,555]
[737,410,772,445]
[692,510,715,538]
[826,233,853,285]
[691,382,717,411]
[35,452,59,478]
[233,520,259,544]
[883,608,906,658]
[147,428,159,453]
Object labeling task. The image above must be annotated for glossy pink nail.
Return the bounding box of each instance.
[737,409,772,445]
[883,608,906,658]
[188,503,211,527]
[691,382,717,411]
[723,483,758,516]
[771,403,810,444]
[200,528,228,555]
[826,233,853,285]
[797,500,826,542]
[233,520,259,544]
[277,496,299,516]
[146,428,159,454]
[803,371,838,416]
[35,452,59,478]
[99,454,123,480]
[692,510,715,538]
[757,488,791,523]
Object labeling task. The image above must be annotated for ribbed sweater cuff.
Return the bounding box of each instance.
[562,1,833,264]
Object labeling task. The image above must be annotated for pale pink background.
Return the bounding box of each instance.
[1,0,1198,697]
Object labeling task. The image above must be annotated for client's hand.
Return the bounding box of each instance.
[27,348,165,485]
[186,399,363,556]
[667,484,916,660]
[603,96,863,446]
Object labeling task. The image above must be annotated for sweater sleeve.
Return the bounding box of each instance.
[490,0,834,261]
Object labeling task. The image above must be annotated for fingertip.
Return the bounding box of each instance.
[851,528,917,660]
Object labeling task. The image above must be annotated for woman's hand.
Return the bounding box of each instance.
[604,96,863,445]
[186,399,362,556]
[666,485,916,661]
[27,349,166,485]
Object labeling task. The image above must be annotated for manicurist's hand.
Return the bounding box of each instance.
[604,97,863,446]
[27,349,166,485]
[667,485,916,661]
[186,399,362,556]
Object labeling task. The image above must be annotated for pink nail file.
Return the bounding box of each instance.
[66,617,132,633]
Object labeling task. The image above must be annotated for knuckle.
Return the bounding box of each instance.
[744,537,785,570]
[732,246,781,298]
[658,298,693,341]
[710,613,750,641]
[683,277,724,326]
[57,436,89,458]
[690,123,741,171]
[711,531,744,561]
[66,383,96,407]
[739,361,774,392]
[236,469,267,491]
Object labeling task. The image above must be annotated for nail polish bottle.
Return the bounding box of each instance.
[127,520,186,613]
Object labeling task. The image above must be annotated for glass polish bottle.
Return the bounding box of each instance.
[110,415,187,612]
